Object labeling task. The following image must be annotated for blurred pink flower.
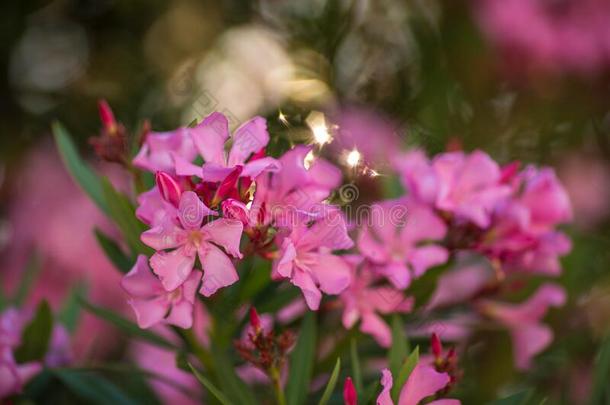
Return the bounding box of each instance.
[377,364,460,405]
[478,283,566,369]
[121,255,200,329]
[142,191,243,294]
[358,198,448,289]
[433,151,511,228]
[0,347,41,399]
[558,154,610,229]
[332,106,401,167]
[2,144,126,358]
[272,210,353,310]
[340,257,414,347]
[475,0,610,76]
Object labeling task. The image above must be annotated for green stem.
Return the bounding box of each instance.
[270,366,286,405]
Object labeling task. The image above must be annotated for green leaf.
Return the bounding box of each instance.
[349,338,363,398]
[52,121,109,216]
[79,297,177,350]
[589,335,610,405]
[59,283,88,333]
[53,369,137,405]
[100,177,150,256]
[388,315,408,381]
[210,348,257,405]
[94,228,134,273]
[394,346,419,400]
[317,358,341,405]
[14,301,53,363]
[13,253,42,306]
[286,312,317,405]
[188,363,233,405]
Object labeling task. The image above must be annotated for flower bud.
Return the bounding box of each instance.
[431,332,443,359]
[222,199,250,226]
[343,377,357,405]
[156,171,182,207]
[98,99,117,133]
[249,307,261,333]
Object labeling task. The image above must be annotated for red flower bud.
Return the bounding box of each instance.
[249,307,261,333]
[343,377,357,405]
[222,199,250,225]
[431,333,443,359]
[98,99,117,133]
[156,171,182,207]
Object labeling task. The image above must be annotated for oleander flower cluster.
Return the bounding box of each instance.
[31,102,574,404]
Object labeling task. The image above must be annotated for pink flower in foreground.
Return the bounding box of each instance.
[358,199,448,289]
[341,258,414,347]
[478,283,566,369]
[251,145,342,228]
[376,365,460,405]
[273,210,353,310]
[142,191,243,294]
[433,151,511,228]
[174,112,280,181]
[121,255,200,329]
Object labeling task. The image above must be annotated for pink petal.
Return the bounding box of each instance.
[376,369,394,405]
[273,239,297,279]
[427,262,492,309]
[198,244,239,297]
[398,364,450,405]
[200,162,234,182]
[121,255,164,297]
[376,261,411,290]
[358,226,390,264]
[141,220,186,251]
[361,312,392,348]
[399,202,447,245]
[202,218,243,258]
[174,155,203,177]
[511,323,552,370]
[129,296,170,329]
[242,157,282,179]
[408,245,449,278]
[178,191,215,230]
[150,247,196,291]
[166,299,195,329]
[228,116,270,166]
[191,112,229,165]
[136,187,176,226]
[308,253,352,295]
[292,267,322,310]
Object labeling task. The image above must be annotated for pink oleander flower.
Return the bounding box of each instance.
[377,364,460,405]
[133,126,197,175]
[142,191,243,294]
[251,145,342,228]
[478,283,566,369]
[121,255,200,329]
[174,112,280,181]
[433,151,511,228]
[480,166,572,276]
[341,257,414,347]
[358,198,448,289]
[475,0,610,77]
[395,150,511,228]
[272,210,353,310]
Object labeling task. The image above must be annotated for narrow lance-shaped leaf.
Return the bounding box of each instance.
[94,228,134,273]
[350,338,363,398]
[317,358,341,405]
[14,300,53,363]
[53,369,138,405]
[393,346,419,401]
[388,315,408,381]
[52,121,109,216]
[286,311,317,405]
[188,363,233,405]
